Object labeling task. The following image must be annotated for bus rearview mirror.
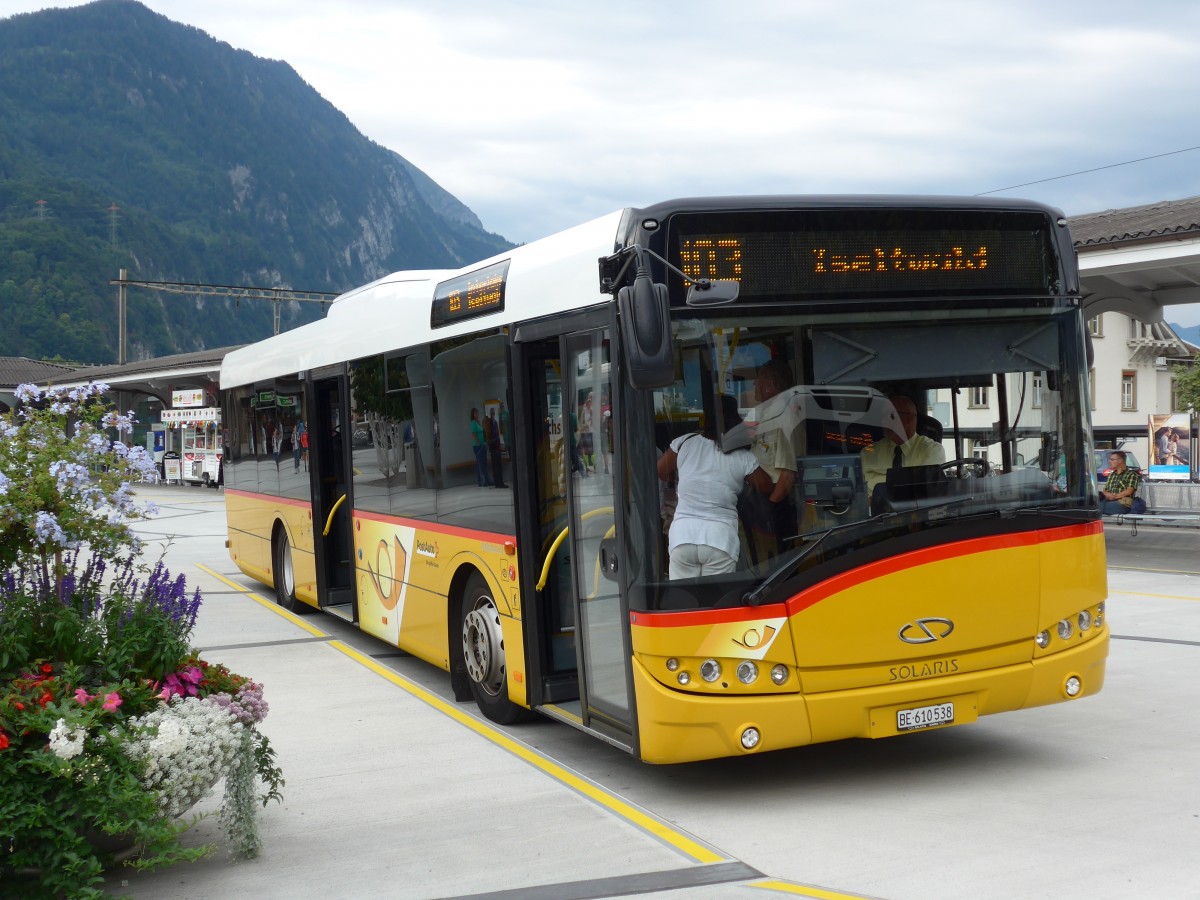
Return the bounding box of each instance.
[618,271,674,390]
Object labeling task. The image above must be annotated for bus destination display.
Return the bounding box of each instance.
[676,227,1051,299]
[431,260,510,328]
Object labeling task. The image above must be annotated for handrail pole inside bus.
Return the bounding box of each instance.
[322,494,346,536]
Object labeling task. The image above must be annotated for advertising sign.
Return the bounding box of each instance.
[161,407,220,425]
[1148,413,1191,481]
[172,388,205,408]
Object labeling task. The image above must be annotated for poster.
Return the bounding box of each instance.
[1147,413,1191,481]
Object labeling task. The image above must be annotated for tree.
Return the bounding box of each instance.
[1171,362,1200,416]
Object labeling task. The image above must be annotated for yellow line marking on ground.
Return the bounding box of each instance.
[328,640,725,865]
[195,563,724,866]
[1110,589,1200,602]
[196,564,327,637]
[747,879,878,899]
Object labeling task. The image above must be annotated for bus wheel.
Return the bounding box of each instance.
[461,573,526,724]
[273,529,306,614]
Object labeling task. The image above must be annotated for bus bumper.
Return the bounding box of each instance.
[631,630,1108,764]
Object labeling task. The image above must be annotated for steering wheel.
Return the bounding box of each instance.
[942,458,989,479]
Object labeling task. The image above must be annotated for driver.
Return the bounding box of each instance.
[860,394,946,496]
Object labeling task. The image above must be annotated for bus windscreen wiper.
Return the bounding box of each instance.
[742,496,976,607]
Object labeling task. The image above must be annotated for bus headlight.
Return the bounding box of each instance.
[1077,609,1092,631]
[1035,630,1051,649]
[770,663,789,685]
[677,671,691,686]
[665,658,679,672]
[736,661,758,684]
[1064,675,1082,697]
[740,727,761,750]
[1057,619,1073,640]
[699,659,722,683]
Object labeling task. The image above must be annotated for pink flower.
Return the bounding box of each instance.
[101,692,122,712]
[74,688,93,704]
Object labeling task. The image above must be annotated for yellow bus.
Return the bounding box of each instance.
[220,196,1108,763]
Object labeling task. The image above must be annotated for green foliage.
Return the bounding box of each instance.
[0,0,514,362]
[1171,362,1200,416]
[0,377,283,894]
[0,383,158,570]
[0,721,208,900]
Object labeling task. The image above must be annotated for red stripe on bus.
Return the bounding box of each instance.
[223,488,311,509]
[225,490,516,544]
[354,508,516,544]
[631,520,1101,628]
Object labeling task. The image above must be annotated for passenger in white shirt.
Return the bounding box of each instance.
[657,395,771,579]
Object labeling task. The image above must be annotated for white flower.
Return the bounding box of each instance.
[48,718,86,760]
[125,697,244,819]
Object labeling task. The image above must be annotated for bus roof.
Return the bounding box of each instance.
[221,209,625,389]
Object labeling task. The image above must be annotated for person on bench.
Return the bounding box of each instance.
[1100,450,1146,515]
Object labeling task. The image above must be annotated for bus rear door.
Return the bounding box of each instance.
[308,373,357,620]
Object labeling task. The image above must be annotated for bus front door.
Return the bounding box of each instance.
[309,374,356,619]
[518,327,634,748]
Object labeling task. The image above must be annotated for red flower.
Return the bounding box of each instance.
[0,731,9,751]
[13,701,24,711]
[38,691,52,708]
[40,663,53,674]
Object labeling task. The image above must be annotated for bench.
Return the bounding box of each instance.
[1104,512,1200,536]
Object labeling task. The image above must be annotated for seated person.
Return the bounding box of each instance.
[1099,450,1145,514]
[860,394,946,508]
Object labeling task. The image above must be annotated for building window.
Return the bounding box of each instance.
[1088,315,1103,337]
[1031,373,1043,409]
[1121,370,1137,411]
[969,386,989,408]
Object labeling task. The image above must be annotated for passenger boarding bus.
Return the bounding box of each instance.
[220,196,1107,763]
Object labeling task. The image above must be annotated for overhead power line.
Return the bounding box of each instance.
[976,145,1200,196]
[110,274,341,364]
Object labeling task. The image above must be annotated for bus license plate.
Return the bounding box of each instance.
[897,701,954,731]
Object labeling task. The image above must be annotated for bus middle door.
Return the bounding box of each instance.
[518,325,634,747]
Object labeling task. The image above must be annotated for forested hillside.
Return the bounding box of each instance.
[0,0,513,363]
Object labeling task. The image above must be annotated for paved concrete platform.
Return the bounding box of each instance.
[103,485,765,899]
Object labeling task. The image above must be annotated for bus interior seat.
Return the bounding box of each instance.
[916,414,943,443]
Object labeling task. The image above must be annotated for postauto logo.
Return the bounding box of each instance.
[898,617,954,644]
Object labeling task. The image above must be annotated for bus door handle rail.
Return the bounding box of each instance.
[534,507,615,592]
[322,494,346,536]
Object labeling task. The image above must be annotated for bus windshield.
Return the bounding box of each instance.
[631,303,1093,610]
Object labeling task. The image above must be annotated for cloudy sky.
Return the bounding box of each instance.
[5,1,1200,320]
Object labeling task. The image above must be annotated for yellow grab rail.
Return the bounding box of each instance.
[322,494,346,536]
[535,506,614,591]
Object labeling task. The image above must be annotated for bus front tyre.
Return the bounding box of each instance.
[461,573,527,725]
[273,530,307,614]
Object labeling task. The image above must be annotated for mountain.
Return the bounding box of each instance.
[0,0,513,363]
[1169,323,1200,348]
